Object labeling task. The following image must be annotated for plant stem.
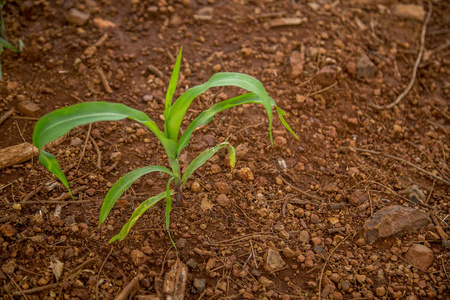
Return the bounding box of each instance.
[0,7,7,40]
[174,179,183,206]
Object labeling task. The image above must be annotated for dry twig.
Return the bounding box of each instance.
[96,247,114,300]
[318,231,356,299]
[75,124,92,172]
[351,147,450,186]
[279,174,323,201]
[0,108,14,125]
[369,1,432,110]
[96,66,113,94]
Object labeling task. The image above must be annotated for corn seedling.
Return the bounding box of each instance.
[33,48,298,245]
[0,0,23,79]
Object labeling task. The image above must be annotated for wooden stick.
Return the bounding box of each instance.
[147,65,164,78]
[75,123,92,172]
[12,283,58,296]
[96,67,113,94]
[89,135,102,170]
[114,275,141,300]
[97,247,114,300]
[369,1,432,110]
[351,147,450,186]
[0,108,14,125]
[52,185,88,201]
[308,81,338,97]
[279,174,323,201]
[268,17,306,28]
[0,143,38,169]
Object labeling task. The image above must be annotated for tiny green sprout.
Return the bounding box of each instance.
[0,0,23,79]
[32,48,298,246]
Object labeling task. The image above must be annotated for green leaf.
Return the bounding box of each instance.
[228,143,235,170]
[99,166,173,225]
[167,73,274,142]
[177,93,285,155]
[163,47,183,134]
[33,102,177,191]
[38,150,71,193]
[109,191,168,242]
[0,37,20,53]
[276,106,299,140]
[181,142,232,185]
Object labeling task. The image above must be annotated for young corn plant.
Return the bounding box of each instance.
[0,0,22,79]
[33,48,298,245]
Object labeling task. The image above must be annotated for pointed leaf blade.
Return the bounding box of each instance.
[177,93,268,155]
[167,73,274,142]
[181,142,232,184]
[33,102,176,193]
[99,166,173,225]
[228,144,235,170]
[164,47,183,115]
[0,37,20,53]
[109,191,168,242]
[38,150,71,191]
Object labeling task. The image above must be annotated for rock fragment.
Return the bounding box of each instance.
[194,7,213,21]
[404,244,434,270]
[316,65,337,86]
[393,4,425,21]
[264,248,285,271]
[356,54,377,79]
[17,101,42,116]
[237,167,254,181]
[299,230,310,243]
[349,190,368,206]
[216,194,230,207]
[93,18,116,29]
[363,205,431,244]
[163,258,188,300]
[130,249,148,266]
[235,144,248,159]
[289,51,304,77]
[193,278,206,292]
[66,8,90,26]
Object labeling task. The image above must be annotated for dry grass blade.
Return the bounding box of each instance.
[351,147,450,186]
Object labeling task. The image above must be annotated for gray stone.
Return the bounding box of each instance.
[186,258,198,269]
[264,248,285,272]
[193,278,206,292]
[235,144,248,159]
[356,54,377,79]
[364,205,431,244]
[64,215,76,225]
[407,185,425,207]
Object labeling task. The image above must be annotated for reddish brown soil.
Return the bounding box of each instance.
[0,0,449,299]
